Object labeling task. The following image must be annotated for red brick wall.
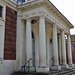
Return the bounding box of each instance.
[71,43,75,64]
[71,35,75,42]
[74,44,75,63]
[4,6,17,60]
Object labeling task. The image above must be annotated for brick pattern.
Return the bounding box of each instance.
[71,35,75,42]
[74,44,75,63]
[4,6,17,60]
[71,43,75,64]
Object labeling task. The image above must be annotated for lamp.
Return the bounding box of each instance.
[31,20,36,24]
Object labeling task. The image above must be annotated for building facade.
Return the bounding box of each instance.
[0,0,74,75]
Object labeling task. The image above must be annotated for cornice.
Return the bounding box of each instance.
[3,0,17,11]
[45,0,74,28]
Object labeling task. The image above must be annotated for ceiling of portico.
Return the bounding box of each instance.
[27,16,61,35]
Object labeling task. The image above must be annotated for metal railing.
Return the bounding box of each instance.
[19,58,32,74]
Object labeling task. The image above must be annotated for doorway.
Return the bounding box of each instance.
[32,32,35,67]
[50,39,53,67]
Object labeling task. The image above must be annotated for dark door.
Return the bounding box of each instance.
[32,32,35,67]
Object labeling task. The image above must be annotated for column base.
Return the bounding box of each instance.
[68,64,74,69]
[74,64,75,67]
[36,66,50,72]
[27,66,36,72]
[50,65,61,71]
[61,64,68,69]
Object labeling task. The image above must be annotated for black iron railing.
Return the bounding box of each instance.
[19,58,32,74]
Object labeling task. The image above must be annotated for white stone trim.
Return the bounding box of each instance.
[0,3,6,62]
[1,0,17,11]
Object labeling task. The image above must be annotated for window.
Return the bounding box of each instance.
[17,0,25,2]
[0,6,3,17]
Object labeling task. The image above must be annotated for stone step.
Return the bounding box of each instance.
[50,69,75,75]
[12,71,48,75]
[12,69,75,75]
[63,71,75,75]
[50,69,72,74]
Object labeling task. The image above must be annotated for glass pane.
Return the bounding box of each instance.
[0,6,2,17]
[17,0,25,2]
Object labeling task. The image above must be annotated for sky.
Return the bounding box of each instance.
[50,0,75,35]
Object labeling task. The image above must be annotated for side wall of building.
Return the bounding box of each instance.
[0,5,17,75]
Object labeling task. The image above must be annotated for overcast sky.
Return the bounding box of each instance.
[50,0,75,35]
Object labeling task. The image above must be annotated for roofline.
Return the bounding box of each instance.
[14,0,74,28]
[46,0,74,28]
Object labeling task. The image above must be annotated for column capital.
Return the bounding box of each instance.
[39,16,45,19]
[58,35,61,38]
[21,19,25,22]
[67,34,71,36]
[53,24,57,27]
[26,18,31,22]
[61,29,65,32]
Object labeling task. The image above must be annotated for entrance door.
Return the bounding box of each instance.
[50,39,53,67]
[32,32,35,67]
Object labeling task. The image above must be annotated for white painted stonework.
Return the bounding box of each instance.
[0,0,74,75]
[0,1,6,65]
[0,60,16,75]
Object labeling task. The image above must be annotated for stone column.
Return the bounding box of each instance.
[51,25,61,70]
[37,16,49,72]
[26,19,32,66]
[19,20,26,66]
[67,34,74,67]
[39,16,46,67]
[16,15,25,70]
[58,35,62,65]
[61,30,68,69]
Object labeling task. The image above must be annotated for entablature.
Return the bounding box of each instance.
[18,6,70,34]
[17,0,73,34]
[1,0,17,11]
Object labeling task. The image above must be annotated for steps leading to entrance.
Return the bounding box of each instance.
[12,71,48,75]
[12,69,75,75]
[50,69,75,75]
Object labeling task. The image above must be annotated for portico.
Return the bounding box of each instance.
[16,0,74,72]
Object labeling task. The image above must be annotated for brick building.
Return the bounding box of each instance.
[0,0,74,75]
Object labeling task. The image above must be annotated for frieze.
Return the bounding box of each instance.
[22,7,70,33]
